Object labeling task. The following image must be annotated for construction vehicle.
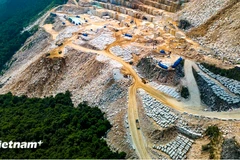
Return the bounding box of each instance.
[124,33,132,38]
[136,119,140,129]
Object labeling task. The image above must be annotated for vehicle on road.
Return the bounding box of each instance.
[136,119,140,129]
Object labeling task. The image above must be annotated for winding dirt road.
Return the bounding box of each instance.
[42,10,240,158]
[67,41,240,157]
[184,59,201,107]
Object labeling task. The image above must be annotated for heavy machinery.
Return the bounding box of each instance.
[136,119,140,129]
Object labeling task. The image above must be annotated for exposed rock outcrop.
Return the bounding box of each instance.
[193,69,240,111]
[178,0,240,64]
[221,138,240,159]
[137,57,184,85]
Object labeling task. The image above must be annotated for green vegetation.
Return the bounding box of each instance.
[178,19,191,30]
[202,126,222,159]
[181,86,189,99]
[206,125,220,139]
[44,13,57,25]
[0,0,67,74]
[0,92,126,159]
[202,63,240,81]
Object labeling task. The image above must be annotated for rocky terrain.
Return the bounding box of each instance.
[221,138,240,159]
[137,57,184,85]
[0,17,135,157]
[0,0,240,159]
[179,0,240,65]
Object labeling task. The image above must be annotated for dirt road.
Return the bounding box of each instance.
[42,12,240,158]
[68,43,152,159]
[43,24,59,40]
[184,59,202,107]
[128,84,151,159]
[67,41,240,159]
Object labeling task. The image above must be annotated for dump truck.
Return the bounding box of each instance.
[136,119,140,130]
[158,62,168,70]
[124,33,132,38]
[172,57,183,68]
[82,33,88,37]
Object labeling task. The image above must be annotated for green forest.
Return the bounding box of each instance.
[0,91,126,159]
[0,0,66,74]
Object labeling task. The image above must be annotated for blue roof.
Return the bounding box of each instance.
[160,50,166,54]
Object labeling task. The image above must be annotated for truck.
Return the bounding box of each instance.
[136,119,140,130]
[124,33,132,38]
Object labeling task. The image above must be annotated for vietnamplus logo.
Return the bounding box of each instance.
[0,140,43,149]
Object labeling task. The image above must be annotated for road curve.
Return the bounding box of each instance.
[184,59,202,108]
[42,16,240,157]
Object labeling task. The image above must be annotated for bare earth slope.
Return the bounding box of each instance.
[179,0,240,64]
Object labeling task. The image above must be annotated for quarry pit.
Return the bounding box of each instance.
[0,0,240,159]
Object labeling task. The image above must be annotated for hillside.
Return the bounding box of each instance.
[0,0,240,159]
[178,0,240,65]
[0,0,66,73]
[0,92,126,159]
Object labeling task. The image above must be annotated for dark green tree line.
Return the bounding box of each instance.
[0,91,126,159]
[0,0,66,74]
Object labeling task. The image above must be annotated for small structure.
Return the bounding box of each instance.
[68,17,82,25]
[82,33,88,37]
[160,50,166,54]
[136,119,140,129]
[172,57,183,68]
[124,33,132,38]
[158,62,168,70]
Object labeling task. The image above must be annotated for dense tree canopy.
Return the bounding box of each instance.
[0,0,67,73]
[0,92,126,159]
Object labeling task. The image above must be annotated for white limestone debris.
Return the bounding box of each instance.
[110,45,133,62]
[89,30,116,50]
[198,64,240,96]
[149,82,181,100]
[196,71,240,104]
[153,134,193,160]
[139,89,178,128]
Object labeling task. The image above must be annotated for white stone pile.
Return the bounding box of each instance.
[124,44,141,55]
[56,26,80,41]
[110,45,132,62]
[139,90,178,128]
[153,134,193,160]
[197,72,240,104]
[177,119,202,139]
[198,64,240,96]
[89,31,116,50]
[178,0,231,27]
[149,82,181,100]
[124,114,135,149]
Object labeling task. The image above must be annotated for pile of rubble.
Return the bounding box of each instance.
[149,82,181,100]
[178,0,231,27]
[124,44,141,55]
[124,114,135,150]
[153,134,193,159]
[89,30,116,50]
[139,90,178,128]
[56,26,79,41]
[197,72,240,104]
[176,119,202,139]
[198,64,240,95]
[110,46,132,62]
